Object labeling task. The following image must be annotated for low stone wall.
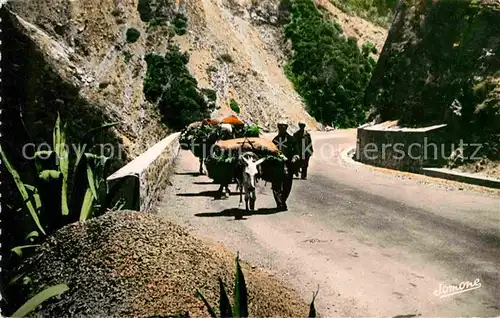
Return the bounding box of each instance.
[106,132,181,212]
[355,122,449,172]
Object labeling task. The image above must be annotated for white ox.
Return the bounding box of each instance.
[235,152,265,212]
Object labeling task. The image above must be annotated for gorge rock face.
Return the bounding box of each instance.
[364,0,499,157]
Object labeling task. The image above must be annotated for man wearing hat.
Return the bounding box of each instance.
[272,121,299,211]
[293,122,313,179]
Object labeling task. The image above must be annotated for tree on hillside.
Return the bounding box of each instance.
[284,0,375,128]
[144,46,215,130]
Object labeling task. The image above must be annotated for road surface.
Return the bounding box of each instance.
[160,130,500,317]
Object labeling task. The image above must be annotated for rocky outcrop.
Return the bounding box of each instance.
[2,1,168,162]
[364,0,499,158]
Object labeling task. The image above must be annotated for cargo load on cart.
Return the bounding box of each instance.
[204,137,286,184]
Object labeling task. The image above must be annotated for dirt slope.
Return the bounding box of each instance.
[20,211,310,317]
[314,0,387,55]
[170,0,388,131]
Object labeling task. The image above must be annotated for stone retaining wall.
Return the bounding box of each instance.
[355,122,449,172]
[106,132,181,212]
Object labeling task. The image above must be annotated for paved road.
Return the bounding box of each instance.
[161,130,500,317]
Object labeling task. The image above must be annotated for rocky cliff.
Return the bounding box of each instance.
[365,0,499,158]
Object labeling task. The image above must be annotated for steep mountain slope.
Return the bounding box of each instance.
[3,0,387,155]
[365,0,499,159]
[174,0,317,130]
[175,0,388,131]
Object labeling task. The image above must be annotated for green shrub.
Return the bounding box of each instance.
[123,51,134,64]
[126,28,141,43]
[138,0,153,22]
[362,41,378,56]
[244,124,260,137]
[201,88,217,102]
[172,13,188,35]
[207,65,218,73]
[220,53,234,63]
[230,99,240,113]
[283,0,376,128]
[99,82,110,89]
[147,17,165,31]
[143,46,213,130]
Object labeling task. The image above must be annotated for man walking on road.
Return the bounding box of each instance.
[272,121,299,211]
[293,122,313,179]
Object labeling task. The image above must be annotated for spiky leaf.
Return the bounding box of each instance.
[195,290,217,318]
[219,277,233,317]
[8,273,25,286]
[233,252,248,318]
[0,148,46,235]
[84,153,110,213]
[308,287,319,318]
[86,160,98,200]
[11,284,69,317]
[11,245,40,258]
[53,113,70,216]
[34,150,56,174]
[25,231,40,243]
[72,122,119,177]
[79,187,95,221]
[24,185,42,215]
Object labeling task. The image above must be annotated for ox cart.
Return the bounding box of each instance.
[205,137,286,184]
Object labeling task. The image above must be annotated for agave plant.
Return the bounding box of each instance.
[196,253,319,318]
[1,113,119,244]
[196,253,248,318]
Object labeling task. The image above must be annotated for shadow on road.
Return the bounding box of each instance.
[174,172,203,176]
[195,207,283,220]
[192,181,218,185]
[177,191,240,198]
